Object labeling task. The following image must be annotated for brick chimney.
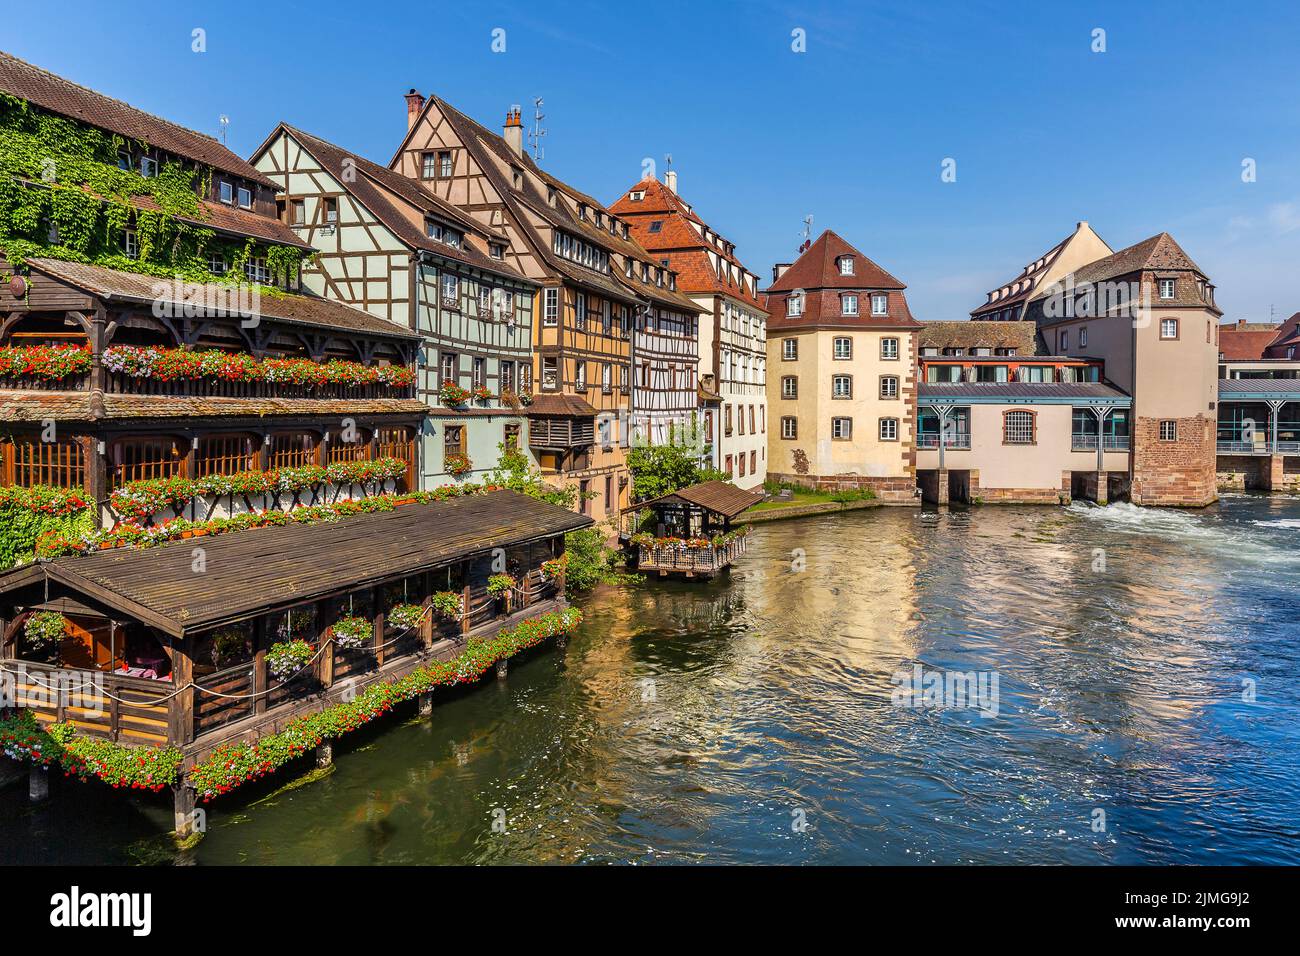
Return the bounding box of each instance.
[404,89,425,131]
[503,105,523,157]
[665,169,678,195]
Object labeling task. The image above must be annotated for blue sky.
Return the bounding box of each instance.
[8,0,1300,321]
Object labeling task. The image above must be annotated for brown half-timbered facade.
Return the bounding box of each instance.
[250,123,539,486]
[389,94,702,522]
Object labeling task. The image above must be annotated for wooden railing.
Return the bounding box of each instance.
[0,373,89,391]
[5,659,171,746]
[193,663,256,737]
[637,536,748,573]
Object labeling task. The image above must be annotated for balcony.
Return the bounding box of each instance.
[637,535,747,577]
[916,433,971,449]
[1071,434,1130,452]
[529,417,595,449]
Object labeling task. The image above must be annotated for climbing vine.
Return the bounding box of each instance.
[0,92,310,287]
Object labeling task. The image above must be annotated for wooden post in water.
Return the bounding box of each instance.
[495,658,507,680]
[316,741,333,768]
[418,692,433,716]
[28,765,48,803]
[172,783,197,838]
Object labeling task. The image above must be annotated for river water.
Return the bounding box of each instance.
[3,495,1299,865]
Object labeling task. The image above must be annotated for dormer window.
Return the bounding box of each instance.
[208,252,228,275]
[1159,278,1176,299]
[871,293,888,316]
[140,156,158,178]
[648,220,663,233]
[838,256,854,276]
[578,204,587,220]
[841,294,859,316]
[245,256,270,284]
[490,242,504,259]
[629,190,644,201]
[121,229,139,259]
[219,180,234,205]
[596,212,604,228]
[237,186,252,209]
[547,186,557,207]
[117,151,133,171]
[511,167,523,189]
[787,292,804,317]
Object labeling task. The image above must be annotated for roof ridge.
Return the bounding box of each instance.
[0,50,225,147]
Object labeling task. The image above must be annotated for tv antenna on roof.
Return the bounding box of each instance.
[528,97,546,161]
[665,153,673,171]
[218,115,230,145]
[799,214,813,252]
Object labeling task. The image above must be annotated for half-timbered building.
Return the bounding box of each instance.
[250,124,539,485]
[389,94,702,521]
[611,172,769,488]
[0,52,424,532]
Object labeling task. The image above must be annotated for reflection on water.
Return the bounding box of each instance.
[3,496,1299,865]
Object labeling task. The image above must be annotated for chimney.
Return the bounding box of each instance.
[665,169,678,195]
[773,263,792,283]
[503,105,523,157]
[404,89,425,131]
[1077,220,1089,229]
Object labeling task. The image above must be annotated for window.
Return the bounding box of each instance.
[208,252,227,275]
[724,454,733,475]
[780,374,800,399]
[504,422,521,451]
[602,299,612,334]
[749,405,756,433]
[1060,331,1069,352]
[290,199,306,226]
[544,288,559,326]
[1160,318,1179,339]
[880,375,898,399]
[871,294,888,316]
[117,151,133,171]
[574,293,587,330]
[478,285,492,313]
[648,220,663,233]
[602,362,612,393]
[1003,410,1035,444]
[1159,278,1176,299]
[787,293,804,317]
[122,229,139,259]
[245,256,269,283]
[219,180,234,204]
[750,450,757,474]
[323,197,338,223]
[880,337,899,360]
[3,436,85,489]
[268,433,315,470]
[841,295,858,316]
[237,186,252,210]
[832,374,852,399]
[574,361,587,390]
[444,424,466,459]
[1159,420,1178,441]
[833,336,852,360]
[441,273,460,307]
[1080,325,1088,348]
[781,416,797,439]
[439,150,453,178]
[832,417,853,440]
[490,242,504,259]
[440,352,458,387]
[139,156,158,178]
[421,152,437,179]
[472,357,486,390]
[878,418,898,441]
[782,338,798,360]
[839,256,854,276]
[542,356,559,390]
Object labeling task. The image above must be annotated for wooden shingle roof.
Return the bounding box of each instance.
[0,491,592,635]
[639,480,762,518]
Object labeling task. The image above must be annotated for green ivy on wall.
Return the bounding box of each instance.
[0,92,310,287]
[0,494,94,568]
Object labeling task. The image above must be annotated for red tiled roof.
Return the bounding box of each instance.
[767,230,906,293]
[610,176,766,311]
[0,50,276,188]
[1218,326,1282,361]
[1065,233,1206,285]
[128,194,310,249]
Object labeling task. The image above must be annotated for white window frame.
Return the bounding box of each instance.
[839,256,854,276]
[878,418,898,441]
[782,338,798,360]
[544,288,559,326]
[1004,410,1035,444]
[1159,278,1176,300]
[871,293,888,316]
[832,375,852,399]
[441,273,460,308]
[880,337,899,360]
[787,292,804,317]
[841,294,858,316]
[1160,318,1179,339]
[832,417,853,440]
[781,376,797,399]
[833,336,852,360]
[781,416,797,439]
[1159,420,1178,441]
[237,186,252,210]
[880,376,898,399]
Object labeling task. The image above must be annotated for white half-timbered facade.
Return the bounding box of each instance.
[252,124,539,486]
